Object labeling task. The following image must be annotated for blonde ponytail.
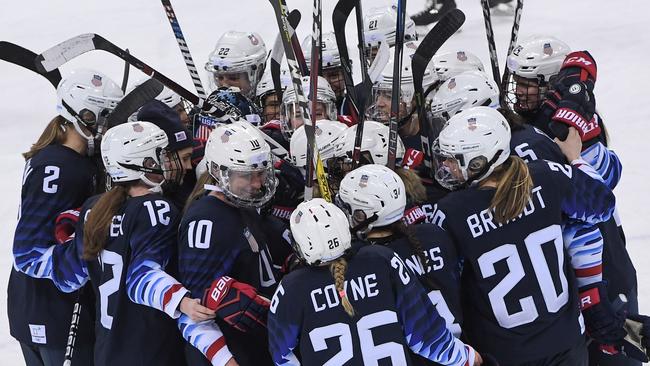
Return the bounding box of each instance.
[489,156,533,224]
[329,258,355,317]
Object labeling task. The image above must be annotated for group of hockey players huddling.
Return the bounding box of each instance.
[6,2,650,366]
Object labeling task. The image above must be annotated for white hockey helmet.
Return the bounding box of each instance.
[290,120,347,172]
[366,44,437,124]
[56,69,123,142]
[206,31,267,97]
[302,32,342,70]
[280,76,337,138]
[430,70,500,120]
[430,50,485,81]
[290,198,352,266]
[256,67,291,100]
[364,5,418,61]
[334,120,405,166]
[101,121,182,192]
[336,164,406,234]
[506,35,571,83]
[433,106,511,190]
[204,121,277,207]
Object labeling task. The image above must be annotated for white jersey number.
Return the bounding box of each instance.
[42,166,60,194]
[478,224,568,329]
[98,249,123,330]
[308,310,407,365]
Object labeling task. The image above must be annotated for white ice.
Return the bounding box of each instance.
[1,0,648,364]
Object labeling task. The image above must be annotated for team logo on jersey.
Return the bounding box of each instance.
[448,78,456,90]
[467,117,477,131]
[456,51,467,61]
[359,174,369,188]
[543,43,553,56]
[221,130,232,143]
[248,34,259,46]
[132,123,144,132]
[91,74,103,87]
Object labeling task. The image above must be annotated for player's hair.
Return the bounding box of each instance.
[83,184,129,259]
[23,116,68,160]
[184,171,215,212]
[489,155,533,224]
[395,167,426,204]
[498,107,525,131]
[390,220,440,290]
[329,258,355,317]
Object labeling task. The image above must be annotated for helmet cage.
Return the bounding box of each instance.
[209,159,278,208]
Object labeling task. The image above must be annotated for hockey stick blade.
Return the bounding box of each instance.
[271,9,301,101]
[35,33,95,73]
[0,41,62,87]
[106,78,165,128]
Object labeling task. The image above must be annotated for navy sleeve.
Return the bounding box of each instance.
[267,280,301,365]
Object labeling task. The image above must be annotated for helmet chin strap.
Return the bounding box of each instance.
[351,213,379,240]
[465,150,504,188]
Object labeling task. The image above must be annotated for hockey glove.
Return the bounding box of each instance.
[273,159,305,206]
[555,51,597,89]
[548,79,600,142]
[202,276,270,332]
[580,283,627,345]
[600,314,650,362]
[54,208,80,244]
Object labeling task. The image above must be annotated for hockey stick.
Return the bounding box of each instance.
[269,0,329,201]
[499,0,523,109]
[160,0,207,99]
[480,0,502,94]
[62,296,82,366]
[34,33,291,160]
[120,49,130,93]
[270,10,301,101]
[106,78,165,129]
[386,0,407,170]
[412,9,466,170]
[0,41,61,87]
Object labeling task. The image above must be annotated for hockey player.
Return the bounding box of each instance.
[430,106,631,365]
[15,121,213,365]
[365,45,438,150]
[179,122,292,366]
[364,5,418,64]
[255,67,291,123]
[268,198,484,365]
[9,68,122,366]
[336,164,463,342]
[207,86,262,125]
[205,31,266,98]
[279,75,337,139]
[302,32,346,107]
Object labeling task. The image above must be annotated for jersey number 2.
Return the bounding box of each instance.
[478,224,568,329]
[98,249,124,330]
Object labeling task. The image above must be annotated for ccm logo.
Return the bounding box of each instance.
[565,56,592,66]
[210,276,232,303]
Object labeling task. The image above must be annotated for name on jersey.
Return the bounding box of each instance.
[310,274,379,313]
[404,248,444,275]
[467,186,546,238]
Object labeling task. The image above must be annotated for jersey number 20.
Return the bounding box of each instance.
[478,224,568,329]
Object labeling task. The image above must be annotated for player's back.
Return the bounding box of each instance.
[435,160,589,364]
[510,124,566,163]
[82,194,184,366]
[270,245,426,366]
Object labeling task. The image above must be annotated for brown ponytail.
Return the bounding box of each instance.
[489,156,533,224]
[22,116,68,160]
[184,171,216,212]
[83,185,129,259]
[395,167,426,204]
[329,258,355,317]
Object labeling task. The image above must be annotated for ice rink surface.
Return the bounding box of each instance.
[1,0,648,363]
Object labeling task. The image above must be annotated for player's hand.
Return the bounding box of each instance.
[54,208,80,244]
[600,314,650,362]
[554,127,582,161]
[179,297,216,322]
[580,283,627,344]
[555,50,597,88]
[202,276,270,332]
[473,350,483,365]
[273,159,305,206]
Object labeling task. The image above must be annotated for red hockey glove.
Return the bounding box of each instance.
[202,276,270,332]
[401,148,424,170]
[549,80,600,141]
[54,208,80,244]
[556,51,597,88]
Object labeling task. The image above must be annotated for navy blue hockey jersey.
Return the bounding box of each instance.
[435,159,615,365]
[9,144,96,348]
[510,124,566,164]
[268,244,475,366]
[46,193,188,366]
[177,194,292,366]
